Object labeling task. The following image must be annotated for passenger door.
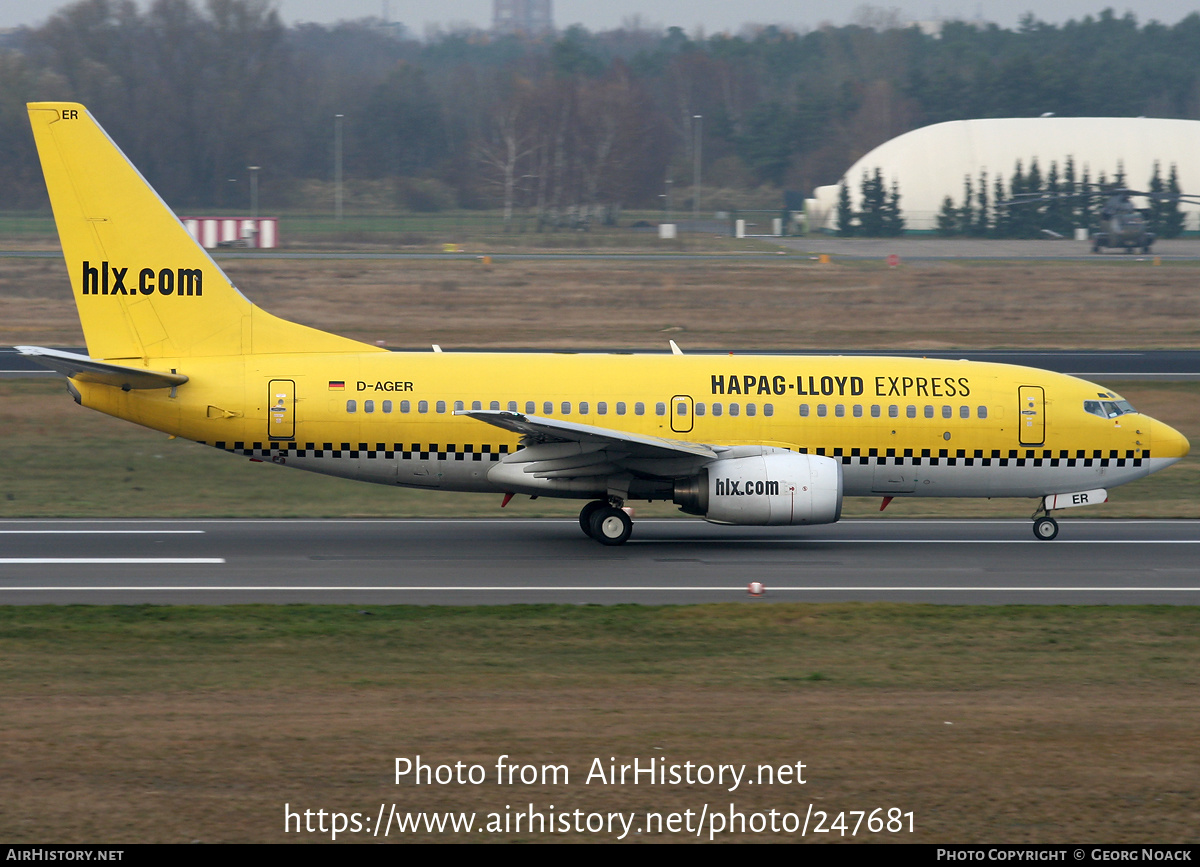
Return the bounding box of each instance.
[670,394,694,433]
[1018,385,1045,446]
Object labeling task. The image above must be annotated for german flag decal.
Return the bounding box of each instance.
[328,380,345,390]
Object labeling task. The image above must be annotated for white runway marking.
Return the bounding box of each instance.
[0,558,225,564]
[0,530,205,534]
[641,538,1200,544]
[0,585,1195,592]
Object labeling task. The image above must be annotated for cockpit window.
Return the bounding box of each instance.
[1084,399,1137,419]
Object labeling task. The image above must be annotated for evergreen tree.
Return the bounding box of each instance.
[1045,160,1071,236]
[858,168,888,236]
[992,173,1009,238]
[836,181,857,237]
[1147,160,1166,235]
[973,169,990,237]
[883,179,905,236]
[1063,156,1079,232]
[958,175,974,236]
[1080,166,1095,230]
[1163,163,1185,239]
[936,195,958,237]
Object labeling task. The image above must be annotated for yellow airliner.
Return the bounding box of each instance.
[19,102,1191,544]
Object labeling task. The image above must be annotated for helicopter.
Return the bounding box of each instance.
[1003,183,1200,253]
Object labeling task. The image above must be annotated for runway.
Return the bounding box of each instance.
[1,518,1197,605]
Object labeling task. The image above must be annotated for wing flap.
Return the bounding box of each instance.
[456,409,717,463]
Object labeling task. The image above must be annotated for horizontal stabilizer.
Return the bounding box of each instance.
[15,346,187,390]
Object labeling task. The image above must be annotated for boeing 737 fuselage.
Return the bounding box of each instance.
[18,103,1191,544]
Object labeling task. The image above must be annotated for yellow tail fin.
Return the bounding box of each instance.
[27,102,383,361]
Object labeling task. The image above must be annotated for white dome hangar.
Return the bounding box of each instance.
[808,117,1200,233]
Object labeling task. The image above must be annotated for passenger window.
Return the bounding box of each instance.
[800,404,810,417]
[580,401,589,415]
[696,403,706,416]
[472,400,482,411]
[835,404,845,417]
[871,405,881,418]
[906,405,916,418]
[817,404,827,417]
[924,405,934,418]
[635,402,645,415]
[978,406,988,419]
[888,405,899,418]
[712,403,723,417]
[764,404,774,417]
[490,400,500,410]
[364,400,374,413]
[597,402,607,415]
[436,400,446,413]
[729,403,740,417]
[561,401,571,414]
[418,400,428,413]
[544,401,554,414]
[382,400,392,413]
[454,400,464,412]
[400,400,410,413]
[959,405,969,419]
[617,402,627,415]
[942,405,952,419]
[526,401,535,414]
[346,400,357,413]
[853,405,863,418]
[508,401,518,412]
[676,401,687,415]
[746,403,756,417]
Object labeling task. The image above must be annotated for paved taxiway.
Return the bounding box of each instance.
[1,518,1197,605]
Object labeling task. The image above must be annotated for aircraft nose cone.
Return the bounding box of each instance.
[1154,419,1190,460]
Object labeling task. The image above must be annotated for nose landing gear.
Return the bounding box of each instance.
[1033,515,1059,541]
[1031,500,1059,541]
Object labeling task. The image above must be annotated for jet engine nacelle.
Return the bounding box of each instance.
[674,451,843,526]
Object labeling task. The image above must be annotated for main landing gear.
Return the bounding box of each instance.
[1031,500,1059,541]
[579,499,633,546]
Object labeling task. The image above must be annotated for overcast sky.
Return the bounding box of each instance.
[2,1,1196,34]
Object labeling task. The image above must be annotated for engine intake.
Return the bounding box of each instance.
[674,451,843,526]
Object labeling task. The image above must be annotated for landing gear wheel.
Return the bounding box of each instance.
[578,501,608,538]
[1033,516,1059,541]
[589,506,633,546]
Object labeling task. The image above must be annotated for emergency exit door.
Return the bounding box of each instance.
[268,379,295,441]
[670,394,694,433]
[1018,385,1045,446]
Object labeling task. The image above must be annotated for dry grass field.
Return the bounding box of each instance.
[2,605,1198,843]
[3,254,1200,350]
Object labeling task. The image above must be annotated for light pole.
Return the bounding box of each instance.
[665,177,673,223]
[334,114,344,222]
[248,165,260,218]
[692,114,702,222]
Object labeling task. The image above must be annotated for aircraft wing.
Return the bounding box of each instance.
[15,346,188,390]
[456,409,717,479]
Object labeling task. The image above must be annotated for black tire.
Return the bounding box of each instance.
[578,501,608,538]
[588,506,633,546]
[1033,516,1059,541]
